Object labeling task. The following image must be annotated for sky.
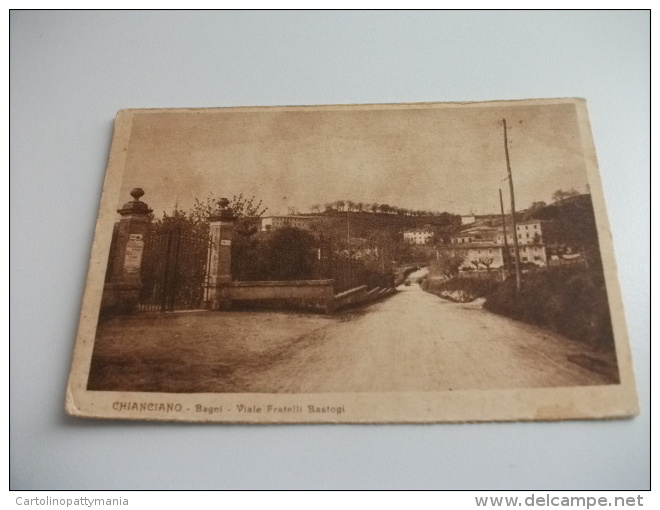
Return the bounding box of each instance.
[117,101,590,218]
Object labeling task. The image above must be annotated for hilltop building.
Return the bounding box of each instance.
[260,215,315,232]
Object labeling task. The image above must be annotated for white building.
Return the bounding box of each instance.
[512,219,553,245]
[403,229,434,245]
[461,213,501,225]
[260,215,315,232]
[437,243,550,273]
[451,225,498,244]
[440,219,556,271]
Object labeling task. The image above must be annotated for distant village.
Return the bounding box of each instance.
[257,191,591,275]
[410,214,576,273]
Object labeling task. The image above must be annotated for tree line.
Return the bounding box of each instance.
[305,200,452,218]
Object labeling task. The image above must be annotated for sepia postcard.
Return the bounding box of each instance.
[66,98,639,423]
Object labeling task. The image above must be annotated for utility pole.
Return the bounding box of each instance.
[503,119,522,294]
[347,208,351,258]
[499,188,510,269]
[347,208,352,282]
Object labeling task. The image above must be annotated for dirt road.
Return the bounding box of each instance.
[240,271,614,393]
[89,269,616,393]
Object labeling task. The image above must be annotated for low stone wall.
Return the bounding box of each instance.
[332,285,396,312]
[229,280,395,313]
[229,280,335,313]
[332,285,368,311]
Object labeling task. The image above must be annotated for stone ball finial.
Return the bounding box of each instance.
[218,197,230,209]
[130,188,145,201]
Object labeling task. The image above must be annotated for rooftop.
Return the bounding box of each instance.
[262,215,315,220]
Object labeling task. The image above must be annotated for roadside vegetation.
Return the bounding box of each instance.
[421,277,498,303]
[422,265,615,357]
[421,193,616,355]
[483,266,614,351]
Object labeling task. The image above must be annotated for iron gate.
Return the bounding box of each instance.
[138,225,211,312]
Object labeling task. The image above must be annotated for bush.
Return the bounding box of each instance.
[233,227,319,281]
[268,227,319,280]
[424,277,498,303]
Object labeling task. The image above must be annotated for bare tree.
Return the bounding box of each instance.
[435,250,465,279]
[528,201,547,212]
[478,257,494,271]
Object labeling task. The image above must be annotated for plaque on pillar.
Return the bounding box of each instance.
[124,234,144,273]
[68,100,638,425]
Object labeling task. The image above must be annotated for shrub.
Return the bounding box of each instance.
[424,277,498,303]
[268,227,319,280]
[483,266,614,350]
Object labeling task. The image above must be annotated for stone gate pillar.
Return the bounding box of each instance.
[204,198,236,310]
[101,188,152,315]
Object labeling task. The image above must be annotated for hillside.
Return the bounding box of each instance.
[459,194,598,249]
[526,194,600,263]
[305,210,461,243]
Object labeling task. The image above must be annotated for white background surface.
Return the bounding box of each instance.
[10,11,649,489]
